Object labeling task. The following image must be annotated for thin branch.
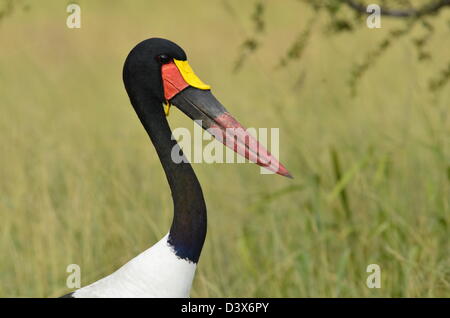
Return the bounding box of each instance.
[344,0,450,18]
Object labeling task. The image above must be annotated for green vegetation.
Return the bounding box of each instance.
[0,0,449,297]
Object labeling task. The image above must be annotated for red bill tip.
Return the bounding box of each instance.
[209,112,292,178]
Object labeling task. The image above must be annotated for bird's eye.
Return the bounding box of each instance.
[157,54,171,64]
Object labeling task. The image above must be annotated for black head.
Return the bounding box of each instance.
[123,38,187,111]
[122,37,292,178]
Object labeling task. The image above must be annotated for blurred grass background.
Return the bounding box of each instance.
[0,0,449,297]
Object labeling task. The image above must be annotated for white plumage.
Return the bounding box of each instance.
[72,234,196,298]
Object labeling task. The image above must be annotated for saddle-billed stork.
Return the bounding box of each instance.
[63,38,291,298]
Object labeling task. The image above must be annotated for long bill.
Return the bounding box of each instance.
[170,87,292,178]
[161,59,292,178]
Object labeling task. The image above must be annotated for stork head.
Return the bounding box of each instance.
[123,38,292,178]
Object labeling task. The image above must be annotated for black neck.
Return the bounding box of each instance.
[133,98,207,263]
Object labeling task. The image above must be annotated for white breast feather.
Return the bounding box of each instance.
[72,234,196,298]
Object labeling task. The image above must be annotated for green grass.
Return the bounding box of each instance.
[0,0,449,297]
